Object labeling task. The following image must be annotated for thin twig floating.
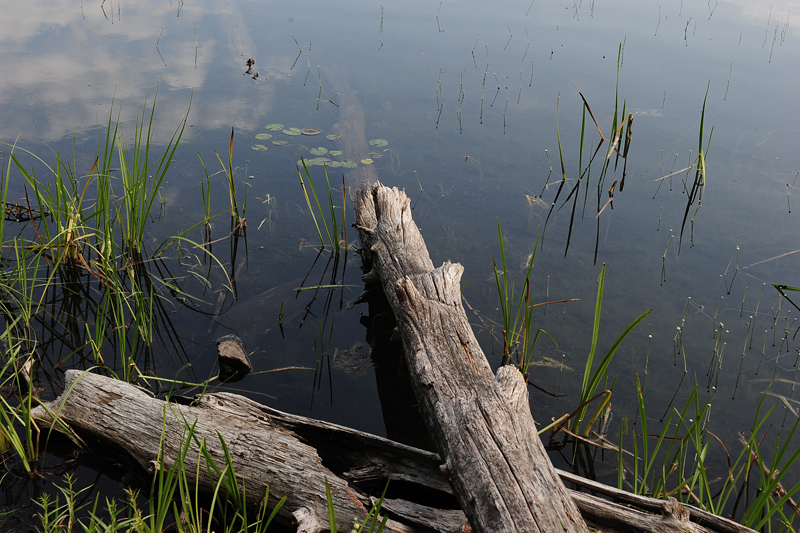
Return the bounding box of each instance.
[156,26,166,66]
[596,180,618,218]
[653,167,692,182]
[744,249,800,269]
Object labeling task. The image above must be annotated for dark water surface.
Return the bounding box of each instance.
[2,0,800,524]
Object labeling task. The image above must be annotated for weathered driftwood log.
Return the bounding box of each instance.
[354,182,587,533]
[31,370,402,533]
[32,371,755,533]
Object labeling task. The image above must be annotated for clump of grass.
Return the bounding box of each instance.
[572,264,651,436]
[29,423,287,533]
[296,158,348,255]
[677,81,713,252]
[492,223,539,371]
[492,223,585,377]
[0,324,39,473]
[614,376,800,530]
[116,90,188,254]
[539,43,635,263]
[542,264,650,438]
[215,127,246,227]
[325,477,389,533]
[28,412,394,533]
[0,92,224,388]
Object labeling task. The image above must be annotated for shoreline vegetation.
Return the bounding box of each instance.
[1,88,799,531]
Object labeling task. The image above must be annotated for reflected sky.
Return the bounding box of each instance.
[2,0,800,448]
[0,0,287,141]
[2,0,798,151]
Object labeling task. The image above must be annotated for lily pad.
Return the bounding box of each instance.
[328,161,344,168]
[342,160,358,168]
[301,128,323,136]
[309,147,328,156]
[329,150,343,156]
[265,124,284,131]
[272,140,289,146]
[251,144,269,151]
[283,128,302,136]
[326,134,343,141]
[368,151,383,159]
[298,157,332,167]
[369,139,388,147]
[255,133,272,140]
[361,158,374,165]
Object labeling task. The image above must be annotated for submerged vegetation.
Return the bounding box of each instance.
[0,76,797,531]
[0,92,363,532]
[496,230,800,528]
[0,0,798,527]
[3,92,196,386]
[0,94,282,528]
[487,54,800,527]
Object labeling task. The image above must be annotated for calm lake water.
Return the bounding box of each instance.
[2,0,800,525]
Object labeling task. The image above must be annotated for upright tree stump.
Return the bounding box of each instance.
[354,182,588,533]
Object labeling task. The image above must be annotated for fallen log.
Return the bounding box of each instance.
[32,370,404,533]
[32,371,755,533]
[354,182,587,533]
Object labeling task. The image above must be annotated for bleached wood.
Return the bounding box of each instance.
[354,182,587,533]
[33,370,375,533]
[558,470,755,533]
[31,370,754,533]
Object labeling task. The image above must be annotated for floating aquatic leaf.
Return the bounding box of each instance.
[272,140,289,146]
[368,151,383,159]
[265,124,284,131]
[255,133,272,140]
[298,157,332,166]
[369,139,388,147]
[301,127,323,136]
[251,144,269,151]
[342,160,358,168]
[283,129,302,136]
[329,150,343,156]
[329,161,344,168]
[361,158,374,165]
[326,134,343,141]
[309,147,328,156]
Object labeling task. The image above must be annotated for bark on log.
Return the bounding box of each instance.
[559,470,755,533]
[354,182,587,533]
[32,371,755,533]
[31,370,390,533]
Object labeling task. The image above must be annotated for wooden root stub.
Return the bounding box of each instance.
[216,334,251,382]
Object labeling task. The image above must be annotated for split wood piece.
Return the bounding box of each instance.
[30,370,401,533]
[571,492,716,533]
[216,334,251,382]
[384,495,721,533]
[559,470,755,533]
[354,182,587,533]
[31,371,755,533]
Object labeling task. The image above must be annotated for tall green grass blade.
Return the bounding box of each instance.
[297,159,326,248]
[576,264,651,433]
[325,477,337,533]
